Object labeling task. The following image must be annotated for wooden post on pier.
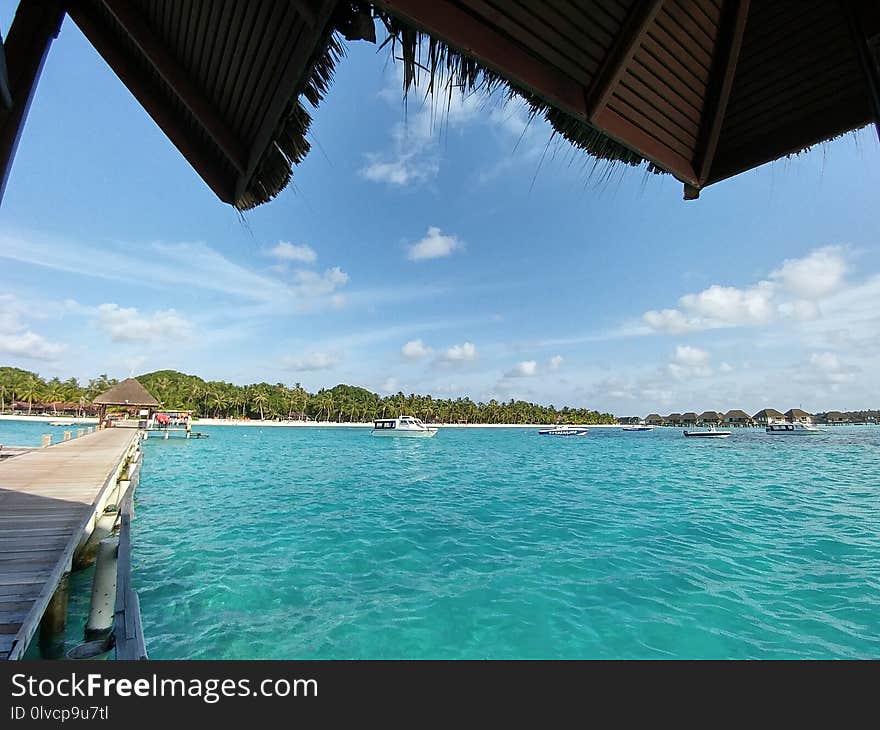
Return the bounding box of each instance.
[41,433,50,447]
[63,431,71,441]
[39,574,69,659]
[77,428,84,438]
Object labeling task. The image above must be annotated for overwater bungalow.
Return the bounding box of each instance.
[752,408,784,426]
[785,408,813,424]
[819,411,849,425]
[724,410,753,427]
[644,414,663,427]
[666,413,683,428]
[681,412,699,427]
[698,411,722,426]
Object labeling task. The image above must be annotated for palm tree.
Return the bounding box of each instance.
[252,391,268,421]
[20,376,41,415]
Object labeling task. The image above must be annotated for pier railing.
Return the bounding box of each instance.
[112,458,147,660]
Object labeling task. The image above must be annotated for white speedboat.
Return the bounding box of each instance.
[622,424,653,431]
[765,421,821,435]
[683,427,731,439]
[371,416,438,438]
[538,425,589,436]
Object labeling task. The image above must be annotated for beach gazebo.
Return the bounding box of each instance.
[785,408,812,423]
[752,408,784,425]
[92,378,160,424]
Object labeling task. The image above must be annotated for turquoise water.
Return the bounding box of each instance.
[3,421,880,659]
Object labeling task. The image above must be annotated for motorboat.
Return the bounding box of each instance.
[538,425,589,436]
[621,424,654,431]
[683,427,731,439]
[765,420,821,435]
[371,416,438,438]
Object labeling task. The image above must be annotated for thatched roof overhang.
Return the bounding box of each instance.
[3,1,880,209]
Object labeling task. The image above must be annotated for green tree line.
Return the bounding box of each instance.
[0,367,616,424]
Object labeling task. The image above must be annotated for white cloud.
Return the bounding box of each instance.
[0,294,65,360]
[0,331,65,360]
[440,341,477,362]
[267,241,317,263]
[667,345,712,379]
[549,355,564,370]
[719,362,733,373]
[407,227,463,261]
[642,247,850,334]
[94,303,192,343]
[282,352,339,371]
[361,153,439,186]
[505,360,537,377]
[771,246,847,299]
[402,339,431,360]
[291,267,350,298]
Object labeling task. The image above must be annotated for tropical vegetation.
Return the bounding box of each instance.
[0,367,616,425]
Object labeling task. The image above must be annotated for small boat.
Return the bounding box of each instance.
[371,416,438,438]
[538,425,589,436]
[765,420,821,435]
[683,427,731,439]
[622,424,654,432]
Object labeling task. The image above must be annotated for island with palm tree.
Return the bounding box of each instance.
[0,367,615,426]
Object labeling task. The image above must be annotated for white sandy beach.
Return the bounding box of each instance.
[0,414,621,429]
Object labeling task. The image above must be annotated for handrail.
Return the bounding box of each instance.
[112,453,147,660]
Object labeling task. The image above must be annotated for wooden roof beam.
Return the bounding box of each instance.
[689,0,750,196]
[842,0,880,143]
[97,0,249,175]
[585,0,664,121]
[66,3,236,203]
[0,0,65,205]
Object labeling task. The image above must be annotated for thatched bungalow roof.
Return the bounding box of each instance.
[681,412,699,421]
[645,413,662,422]
[699,411,721,421]
[3,1,879,209]
[724,409,751,420]
[92,378,160,407]
[753,408,784,420]
[785,408,811,420]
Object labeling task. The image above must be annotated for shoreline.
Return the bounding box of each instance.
[0,414,621,429]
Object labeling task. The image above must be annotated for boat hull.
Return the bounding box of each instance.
[683,430,731,439]
[538,429,589,436]
[765,427,821,435]
[371,429,437,438]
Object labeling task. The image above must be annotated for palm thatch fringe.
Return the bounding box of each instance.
[235,32,346,210]
[373,11,664,175]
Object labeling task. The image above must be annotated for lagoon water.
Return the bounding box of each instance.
[3,421,880,658]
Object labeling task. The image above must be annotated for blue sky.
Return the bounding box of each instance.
[1,14,879,414]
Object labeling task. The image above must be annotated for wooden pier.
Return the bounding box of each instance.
[0,427,141,660]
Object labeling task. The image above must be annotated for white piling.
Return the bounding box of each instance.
[85,537,119,640]
[41,434,51,448]
[63,431,71,441]
[77,428,84,438]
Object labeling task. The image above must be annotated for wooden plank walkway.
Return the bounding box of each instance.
[0,428,140,660]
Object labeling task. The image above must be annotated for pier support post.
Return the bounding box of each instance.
[77,428,84,438]
[85,537,118,641]
[73,507,117,570]
[41,433,51,447]
[39,573,69,658]
[63,430,71,441]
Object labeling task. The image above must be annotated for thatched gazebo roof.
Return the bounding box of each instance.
[92,378,160,407]
[2,1,879,210]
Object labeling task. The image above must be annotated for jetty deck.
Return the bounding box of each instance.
[0,428,140,660]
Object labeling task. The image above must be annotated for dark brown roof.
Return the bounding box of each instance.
[785,408,811,418]
[65,0,341,209]
[724,409,751,419]
[753,408,784,419]
[92,378,160,407]
[699,411,721,418]
[681,412,699,419]
[5,2,878,210]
